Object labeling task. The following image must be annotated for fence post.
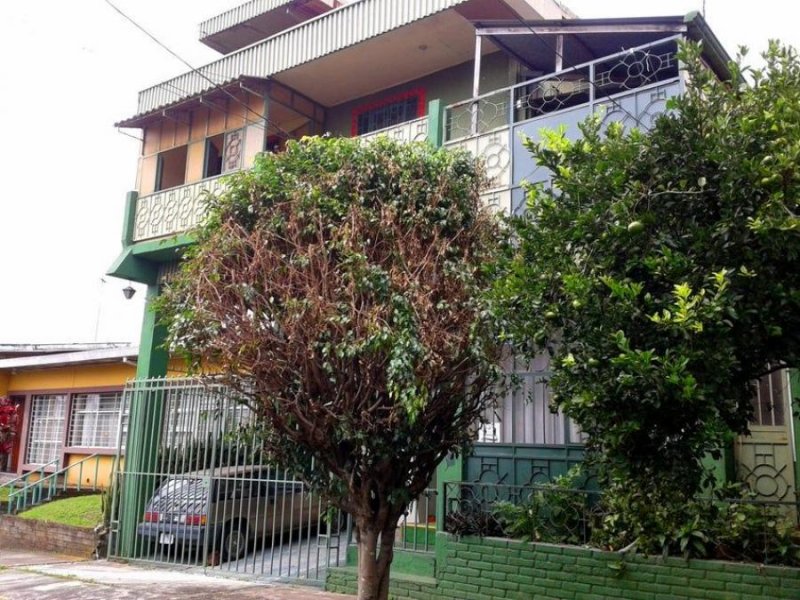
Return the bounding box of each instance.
[435,453,463,532]
[118,282,170,556]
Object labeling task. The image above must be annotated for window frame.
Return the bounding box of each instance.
[67,391,126,452]
[350,88,426,137]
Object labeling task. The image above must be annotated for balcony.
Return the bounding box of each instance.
[132,175,227,243]
[442,37,684,214]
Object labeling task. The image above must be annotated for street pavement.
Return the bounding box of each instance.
[0,550,354,599]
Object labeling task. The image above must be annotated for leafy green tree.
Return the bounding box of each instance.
[157,137,502,600]
[496,42,800,539]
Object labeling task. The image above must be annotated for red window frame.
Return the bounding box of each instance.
[350,88,427,137]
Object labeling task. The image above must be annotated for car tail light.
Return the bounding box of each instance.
[179,514,207,526]
[144,511,159,522]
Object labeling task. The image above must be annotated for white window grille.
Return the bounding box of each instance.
[480,354,584,445]
[68,392,125,449]
[25,394,67,465]
[750,370,788,427]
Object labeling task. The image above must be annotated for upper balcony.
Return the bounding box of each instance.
[112,11,732,283]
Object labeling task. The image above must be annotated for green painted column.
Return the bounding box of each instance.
[791,369,800,495]
[427,99,444,148]
[435,452,464,532]
[118,281,169,556]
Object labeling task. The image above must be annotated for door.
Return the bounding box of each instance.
[735,370,796,504]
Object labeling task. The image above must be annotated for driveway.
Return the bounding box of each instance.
[0,550,354,600]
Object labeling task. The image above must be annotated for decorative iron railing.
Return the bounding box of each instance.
[444,35,682,142]
[133,175,228,242]
[358,115,429,144]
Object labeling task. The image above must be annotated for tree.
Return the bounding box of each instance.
[495,42,800,537]
[157,136,502,600]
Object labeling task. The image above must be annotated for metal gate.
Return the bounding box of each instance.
[108,377,348,581]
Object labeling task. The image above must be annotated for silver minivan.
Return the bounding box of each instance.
[137,465,320,560]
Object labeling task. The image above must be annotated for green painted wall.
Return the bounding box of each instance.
[328,533,800,600]
[324,51,513,137]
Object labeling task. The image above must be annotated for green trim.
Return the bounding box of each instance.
[130,234,194,260]
[118,283,169,556]
[122,192,138,246]
[435,452,463,531]
[106,247,158,285]
[791,369,800,493]
[427,99,444,148]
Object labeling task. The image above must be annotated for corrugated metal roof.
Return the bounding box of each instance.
[198,0,295,39]
[130,0,469,121]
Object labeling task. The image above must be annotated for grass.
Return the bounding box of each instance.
[0,487,9,501]
[18,494,103,529]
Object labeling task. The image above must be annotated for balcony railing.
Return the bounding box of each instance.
[133,174,227,242]
[358,115,429,144]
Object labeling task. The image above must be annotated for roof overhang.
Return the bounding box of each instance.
[0,346,139,371]
[473,13,732,80]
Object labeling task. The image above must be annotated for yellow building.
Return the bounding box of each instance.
[0,344,137,488]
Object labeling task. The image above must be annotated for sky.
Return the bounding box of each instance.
[0,0,798,345]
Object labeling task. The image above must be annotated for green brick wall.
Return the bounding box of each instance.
[327,533,800,599]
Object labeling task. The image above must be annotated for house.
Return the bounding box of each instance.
[0,344,136,495]
[103,0,796,586]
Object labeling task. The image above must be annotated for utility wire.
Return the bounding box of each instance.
[104,0,295,141]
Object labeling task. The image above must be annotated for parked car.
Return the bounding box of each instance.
[136,465,320,560]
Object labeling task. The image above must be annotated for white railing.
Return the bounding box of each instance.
[358,115,429,144]
[133,175,227,242]
[444,35,683,143]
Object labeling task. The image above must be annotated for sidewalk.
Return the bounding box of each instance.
[0,550,354,600]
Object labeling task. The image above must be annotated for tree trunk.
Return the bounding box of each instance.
[356,524,396,600]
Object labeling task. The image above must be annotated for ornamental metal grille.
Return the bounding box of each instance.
[68,392,125,449]
[751,370,788,427]
[25,394,67,465]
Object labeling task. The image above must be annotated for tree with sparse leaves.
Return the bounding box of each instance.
[157,136,502,600]
[495,42,800,542]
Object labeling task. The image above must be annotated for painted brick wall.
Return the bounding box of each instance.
[0,515,98,558]
[327,533,800,600]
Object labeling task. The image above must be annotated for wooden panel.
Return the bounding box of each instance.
[175,121,190,147]
[139,155,158,195]
[186,140,206,183]
[190,107,209,142]
[142,124,160,156]
[226,94,247,130]
[207,106,226,136]
[160,120,176,151]
[242,124,264,170]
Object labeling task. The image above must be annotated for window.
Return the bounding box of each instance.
[25,395,67,465]
[155,145,188,191]
[351,89,426,136]
[750,370,787,426]
[203,134,224,178]
[68,392,125,449]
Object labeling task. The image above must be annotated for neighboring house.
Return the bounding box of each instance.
[103,0,796,582]
[0,344,137,487]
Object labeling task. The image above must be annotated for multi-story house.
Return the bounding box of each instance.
[100,0,796,586]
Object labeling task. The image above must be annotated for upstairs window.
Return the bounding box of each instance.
[156,145,188,191]
[351,89,426,136]
[203,134,224,178]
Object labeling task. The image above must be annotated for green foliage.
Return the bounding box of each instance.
[495,41,800,533]
[156,136,502,545]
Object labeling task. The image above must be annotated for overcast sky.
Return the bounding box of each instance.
[0,0,797,345]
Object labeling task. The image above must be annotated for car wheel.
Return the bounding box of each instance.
[222,521,249,560]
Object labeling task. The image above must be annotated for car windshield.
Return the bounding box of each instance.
[149,477,208,513]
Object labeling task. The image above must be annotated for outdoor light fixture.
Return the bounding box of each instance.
[122,284,136,300]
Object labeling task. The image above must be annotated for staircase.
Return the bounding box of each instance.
[0,454,104,514]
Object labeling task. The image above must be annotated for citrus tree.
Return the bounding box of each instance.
[495,42,800,538]
[157,137,502,600]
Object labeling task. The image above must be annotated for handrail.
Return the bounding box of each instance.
[7,454,102,514]
[1,459,60,512]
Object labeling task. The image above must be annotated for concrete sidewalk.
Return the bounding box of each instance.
[0,550,354,600]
